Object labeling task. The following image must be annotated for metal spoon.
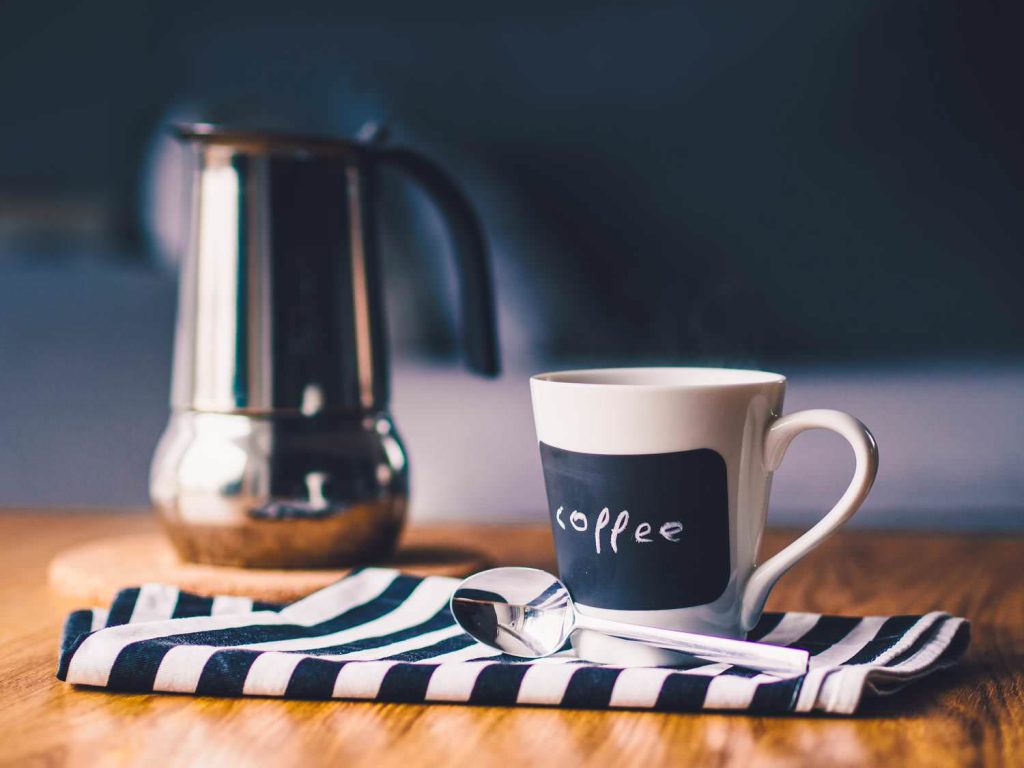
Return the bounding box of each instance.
[449,567,809,675]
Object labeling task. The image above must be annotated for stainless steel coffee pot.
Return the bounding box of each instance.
[150,124,498,568]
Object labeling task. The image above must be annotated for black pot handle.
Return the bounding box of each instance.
[376,147,500,376]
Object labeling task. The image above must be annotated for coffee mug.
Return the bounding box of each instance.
[530,367,878,665]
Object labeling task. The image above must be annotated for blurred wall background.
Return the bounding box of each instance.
[1,1,1022,528]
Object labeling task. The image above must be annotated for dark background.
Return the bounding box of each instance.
[1,0,1022,523]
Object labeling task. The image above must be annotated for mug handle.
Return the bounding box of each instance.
[740,409,878,632]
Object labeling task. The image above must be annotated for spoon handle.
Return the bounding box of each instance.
[576,615,809,675]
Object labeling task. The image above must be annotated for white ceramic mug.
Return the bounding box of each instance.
[530,367,878,666]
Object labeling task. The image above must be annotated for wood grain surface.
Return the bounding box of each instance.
[0,510,1021,767]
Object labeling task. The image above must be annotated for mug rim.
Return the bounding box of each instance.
[530,366,786,390]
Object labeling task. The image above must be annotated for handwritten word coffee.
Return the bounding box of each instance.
[555,506,684,555]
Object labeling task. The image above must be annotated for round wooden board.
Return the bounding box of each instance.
[48,532,491,605]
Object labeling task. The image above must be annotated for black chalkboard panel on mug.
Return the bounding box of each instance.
[540,442,730,611]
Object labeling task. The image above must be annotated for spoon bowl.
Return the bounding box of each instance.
[450,567,576,657]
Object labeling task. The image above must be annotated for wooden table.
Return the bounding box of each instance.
[1,510,1021,767]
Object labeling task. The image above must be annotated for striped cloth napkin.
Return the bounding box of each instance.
[57,567,969,714]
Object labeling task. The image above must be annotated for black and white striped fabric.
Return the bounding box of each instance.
[57,567,969,714]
